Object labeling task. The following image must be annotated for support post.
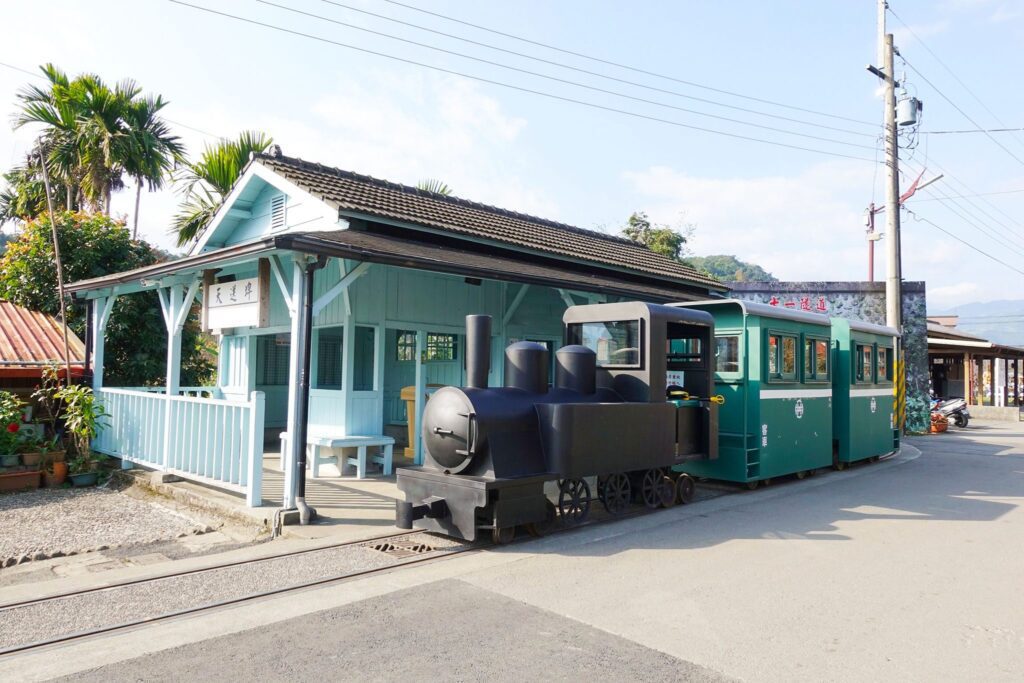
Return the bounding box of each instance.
[245,391,266,507]
[413,330,426,465]
[883,32,902,331]
[964,353,971,406]
[283,258,304,510]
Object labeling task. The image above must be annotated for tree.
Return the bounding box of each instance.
[122,95,185,238]
[0,212,214,386]
[11,64,182,223]
[621,211,691,261]
[416,178,453,196]
[688,254,778,282]
[173,131,273,247]
[0,155,72,223]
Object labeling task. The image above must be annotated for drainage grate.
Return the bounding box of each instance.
[368,541,437,558]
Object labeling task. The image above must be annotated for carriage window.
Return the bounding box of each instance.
[716,336,740,373]
[804,337,830,382]
[768,335,779,376]
[878,346,892,383]
[781,337,796,377]
[856,344,873,383]
[569,320,641,367]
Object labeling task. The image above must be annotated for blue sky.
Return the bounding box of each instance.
[2,0,1023,308]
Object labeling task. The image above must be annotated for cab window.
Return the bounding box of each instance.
[568,320,641,368]
[715,335,740,373]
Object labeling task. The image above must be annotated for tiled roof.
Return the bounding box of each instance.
[0,302,85,369]
[256,154,725,290]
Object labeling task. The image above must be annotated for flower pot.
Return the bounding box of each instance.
[0,469,41,492]
[21,452,43,468]
[0,454,19,468]
[68,471,98,487]
[46,450,66,464]
[44,462,67,487]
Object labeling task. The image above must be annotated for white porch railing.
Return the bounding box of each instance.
[126,386,224,399]
[94,388,266,506]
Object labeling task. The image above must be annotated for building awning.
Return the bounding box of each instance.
[67,229,718,303]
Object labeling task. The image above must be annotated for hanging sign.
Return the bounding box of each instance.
[203,260,270,331]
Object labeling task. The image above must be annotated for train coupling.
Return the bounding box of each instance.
[395,496,449,529]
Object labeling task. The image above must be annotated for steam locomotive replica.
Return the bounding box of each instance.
[396,302,722,543]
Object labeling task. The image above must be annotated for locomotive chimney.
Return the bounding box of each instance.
[555,345,597,394]
[504,341,550,393]
[465,314,491,389]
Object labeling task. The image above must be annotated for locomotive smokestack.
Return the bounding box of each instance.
[555,345,597,394]
[465,314,492,389]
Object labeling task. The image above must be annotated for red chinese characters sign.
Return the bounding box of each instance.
[767,296,828,312]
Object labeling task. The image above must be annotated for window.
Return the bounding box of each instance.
[715,336,740,373]
[353,326,376,391]
[667,337,702,364]
[316,327,343,390]
[856,344,873,383]
[804,337,830,381]
[425,333,457,361]
[878,346,892,383]
[395,331,416,361]
[256,335,291,386]
[768,333,796,380]
[568,320,641,367]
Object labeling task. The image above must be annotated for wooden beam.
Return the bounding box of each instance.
[268,254,294,314]
[556,288,576,309]
[312,261,372,317]
[502,284,530,326]
[172,280,201,332]
[157,289,171,329]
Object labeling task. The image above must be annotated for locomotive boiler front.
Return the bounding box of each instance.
[420,340,552,479]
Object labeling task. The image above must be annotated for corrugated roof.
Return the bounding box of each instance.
[0,302,85,369]
[255,154,726,291]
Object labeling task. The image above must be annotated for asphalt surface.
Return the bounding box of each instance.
[6,421,1024,682]
[61,579,730,683]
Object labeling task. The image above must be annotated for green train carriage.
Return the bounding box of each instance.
[830,318,900,467]
[670,300,834,487]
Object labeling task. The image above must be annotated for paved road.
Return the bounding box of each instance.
[10,421,1024,682]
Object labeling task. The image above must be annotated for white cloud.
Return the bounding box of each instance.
[929,281,984,307]
[622,161,875,281]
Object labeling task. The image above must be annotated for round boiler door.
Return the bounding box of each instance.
[421,387,475,473]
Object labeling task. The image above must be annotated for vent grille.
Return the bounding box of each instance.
[270,194,287,231]
[368,541,436,558]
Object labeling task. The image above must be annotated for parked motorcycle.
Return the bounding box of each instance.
[931,397,970,428]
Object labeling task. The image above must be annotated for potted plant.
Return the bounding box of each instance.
[44,456,68,487]
[55,384,108,487]
[18,433,46,469]
[0,391,25,468]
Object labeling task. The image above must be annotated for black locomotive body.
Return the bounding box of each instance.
[395,302,720,542]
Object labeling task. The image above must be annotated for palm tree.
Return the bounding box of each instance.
[416,178,453,196]
[0,155,70,223]
[123,95,185,238]
[172,131,273,247]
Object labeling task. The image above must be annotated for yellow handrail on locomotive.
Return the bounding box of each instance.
[668,390,725,405]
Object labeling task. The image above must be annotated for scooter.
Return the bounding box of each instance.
[932,397,970,428]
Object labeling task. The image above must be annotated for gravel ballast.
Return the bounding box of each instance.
[0,487,208,566]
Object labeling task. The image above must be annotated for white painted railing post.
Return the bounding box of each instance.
[246,391,265,507]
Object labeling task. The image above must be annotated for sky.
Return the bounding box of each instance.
[1,0,1023,311]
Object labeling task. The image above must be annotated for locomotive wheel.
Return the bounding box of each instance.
[525,501,557,538]
[640,469,673,509]
[601,473,631,515]
[492,526,515,545]
[558,478,591,525]
[596,475,609,503]
[676,474,695,504]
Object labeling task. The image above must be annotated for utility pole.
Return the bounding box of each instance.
[882,32,902,330]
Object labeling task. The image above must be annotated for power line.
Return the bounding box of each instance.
[921,127,1024,135]
[168,1,881,163]
[0,60,226,142]
[380,0,877,127]
[913,188,1024,201]
[314,0,874,139]
[253,0,876,151]
[899,53,1024,169]
[887,6,1024,152]
[905,208,1024,277]
[918,184,1024,258]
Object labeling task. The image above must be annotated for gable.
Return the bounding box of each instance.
[190,163,344,254]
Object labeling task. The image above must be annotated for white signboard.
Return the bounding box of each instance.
[205,269,269,331]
